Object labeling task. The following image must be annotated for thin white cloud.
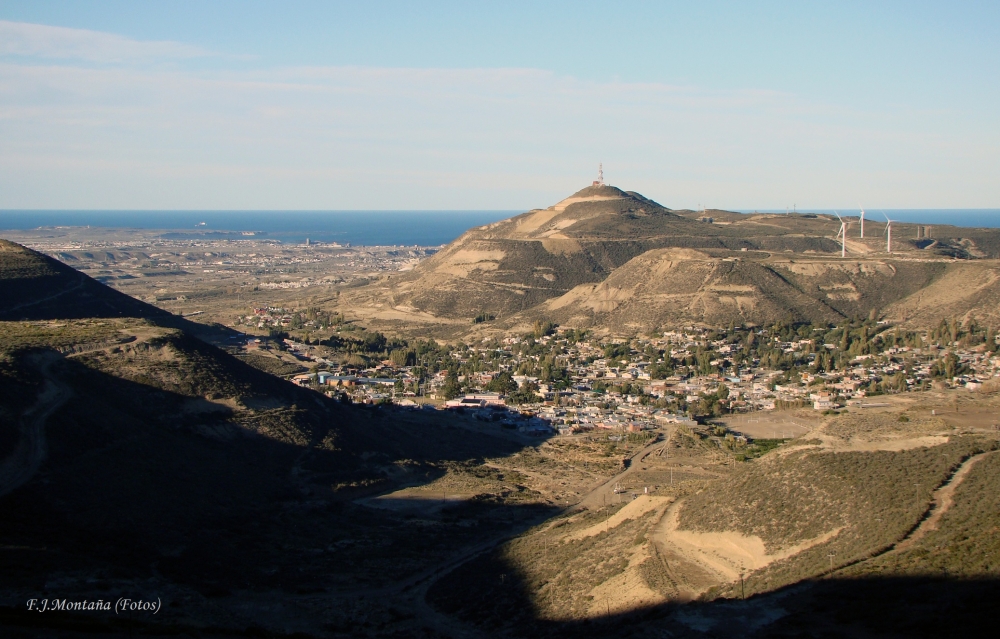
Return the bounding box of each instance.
[0,58,995,209]
[0,20,210,63]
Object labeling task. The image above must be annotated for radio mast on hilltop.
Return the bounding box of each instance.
[593,163,604,186]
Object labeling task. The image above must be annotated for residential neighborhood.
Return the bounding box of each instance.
[244,317,1000,437]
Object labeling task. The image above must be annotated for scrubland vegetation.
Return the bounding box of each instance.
[684,437,996,598]
[855,450,1000,577]
[5,222,1000,638]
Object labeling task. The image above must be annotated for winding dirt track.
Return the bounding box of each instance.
[893,450,997,552]
[0,352,71,498]
[1,273,85,316]
[298,433,676,638]
[390,435,671,636]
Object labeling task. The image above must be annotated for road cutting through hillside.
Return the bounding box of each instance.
[307,430,686,638]
[893,450,998,552]
[2,272,86,315]
[649,498,843,593]
[0,333,168,498]
[0,352,71,498]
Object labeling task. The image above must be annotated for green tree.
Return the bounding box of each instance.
[532,320,556,338]
[485,371,517,394]
[439,370,462,400]
[389,349,416,367]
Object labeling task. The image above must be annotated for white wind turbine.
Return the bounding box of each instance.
[882,212,893,253]
[834,211,847,257]
[858,204,865,238]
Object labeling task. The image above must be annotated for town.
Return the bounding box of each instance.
[237,312,1000,441]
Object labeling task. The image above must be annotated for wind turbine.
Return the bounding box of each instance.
[882,212,893,253]
[858,205,865,238]
[834,211,847,257]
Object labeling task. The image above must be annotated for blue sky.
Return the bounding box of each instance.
[1,1,997,210]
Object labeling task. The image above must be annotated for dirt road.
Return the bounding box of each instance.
[0,352,71,497]
[573,431,670,511]
[386,432,675,637]
[2,272,85,317]
[891,450,996,553]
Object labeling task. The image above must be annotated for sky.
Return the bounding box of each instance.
[0,1,998,211]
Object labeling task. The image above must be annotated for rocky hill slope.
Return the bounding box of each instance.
[0,240,555,636]
[339,186,1000,335]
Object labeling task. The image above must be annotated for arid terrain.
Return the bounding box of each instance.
[0,225,435,332]
[329,185,1000,339]
[3,185,1000,638]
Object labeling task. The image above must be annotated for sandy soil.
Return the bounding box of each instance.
[652,500,842,586]
[782,261,895,277]
[723,413,819,440]
[512,195,623,236]
[563,495,672,542]
[586,543,665,616]
[834,435,950,452]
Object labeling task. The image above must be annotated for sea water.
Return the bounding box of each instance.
[2,209,999,246]
[0,210,518,246]
[740,209,1000,228]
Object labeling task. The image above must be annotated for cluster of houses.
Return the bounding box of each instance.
[269,326,1000,437]
[239,307,343,331]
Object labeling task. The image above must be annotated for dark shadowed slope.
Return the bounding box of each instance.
[0,239,557,637]
[0,240,171,322]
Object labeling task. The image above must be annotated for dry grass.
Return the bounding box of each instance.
[824,411,949,441]
[679,436,996,599]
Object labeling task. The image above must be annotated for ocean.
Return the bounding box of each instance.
[0,210,519,246]
[738,209,1000,228]
[1,209,999,246]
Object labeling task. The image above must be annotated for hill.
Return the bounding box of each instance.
[0,240,577,636]
[0,240,170,322]
[337,187,1000,335]
[424,407,1000,638]
[524,250,951,332]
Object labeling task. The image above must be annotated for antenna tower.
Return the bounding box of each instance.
[597,163,604,185]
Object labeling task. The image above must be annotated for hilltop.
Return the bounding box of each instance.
[337,186,1000,336]
[0,240,601,636]
[0,240,170,323]
[3,239,1000,636]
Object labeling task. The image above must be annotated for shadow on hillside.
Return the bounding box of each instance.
[0,244,241,345]
[0,348,560,632]
[0,354,994,636]
[428,547,1000,638]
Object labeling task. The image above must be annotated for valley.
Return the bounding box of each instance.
[3,183,1000,638]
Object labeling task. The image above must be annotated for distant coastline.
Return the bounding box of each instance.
[0,210,518,246]
[2,208,999,246]
[737,209,1000,229]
